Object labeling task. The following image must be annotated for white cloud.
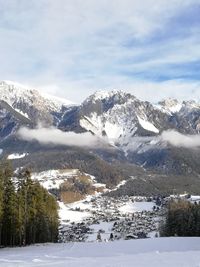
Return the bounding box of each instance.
[17,126,107,148]
[127,80,200,103]
[0,0,199,102]
[161,130,200,148]
[52,78,200,104]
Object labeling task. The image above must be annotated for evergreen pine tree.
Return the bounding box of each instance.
[0,163,59,247]
[1,161,18,246]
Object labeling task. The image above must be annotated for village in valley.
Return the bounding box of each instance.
[29,167,200,244]
[58,193,200,243]
[58,195,163,243]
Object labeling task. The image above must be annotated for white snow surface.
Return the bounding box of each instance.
[104,121,123,142]
[119,201,155,214]
[31,169,80,190]
[1,237,200,266]
[137,115,159,133]
[80,113,105,138]
[155,98,183,114]
[85,90,128,103]
[7,153,28,159]
[14,108,29,118]
[58,201,91,224]
[87,221,114,242]
[41,92,75,106]
[31,169,106,191]
[167,103,182,113]
[190,195,200,202]
[155,103,182,114]
[116,179,127,188]
[0,80,73,113]
[80,113,124,145]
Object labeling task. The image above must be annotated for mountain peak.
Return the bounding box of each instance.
[93,89,127,98]
[84,90,135,104]
[158,98,182,113]
[0,80,74,109]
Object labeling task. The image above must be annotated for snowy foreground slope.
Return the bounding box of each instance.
[0,237,200,267]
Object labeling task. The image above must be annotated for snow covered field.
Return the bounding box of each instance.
[0,237,200,267]
[58,201,91,224]
[119,201,155,214]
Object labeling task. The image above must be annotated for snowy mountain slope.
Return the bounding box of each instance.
[0,99,33,141]
[2,81,73,110]
[1,237,200,267]
[156,98,183,114]
[31,168,106,191]
[0,81,73,126]
[175,101,200,134]
[61,90,200,177]
[61,90,171,149]
[0,81,75,142]
[76,91,200,157]
[31,169,80,190]
[156,98,200,133]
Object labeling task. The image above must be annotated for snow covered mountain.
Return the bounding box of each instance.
[57,90,200,178]
[1,82,200,189]
[1,82,199,146]
[0,81,74,125]
[1,81,73,110]
[60,90,170,146]
[156,98,183,114]
[0,81,75,140]
[80,91,169,146]
[59,90,200,152]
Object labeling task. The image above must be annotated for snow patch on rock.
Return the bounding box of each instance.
[7,153,28,160]
[137,116,159,133]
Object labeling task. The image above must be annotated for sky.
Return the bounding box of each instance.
[0,0,200,103]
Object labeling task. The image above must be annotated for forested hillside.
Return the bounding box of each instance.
[161,200,200,237]
[0,162,59,247]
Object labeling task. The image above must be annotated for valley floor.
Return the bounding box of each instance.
[0,237,200,267]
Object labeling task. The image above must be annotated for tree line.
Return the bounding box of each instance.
[0,162,59,247]
[161,199,200,237]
